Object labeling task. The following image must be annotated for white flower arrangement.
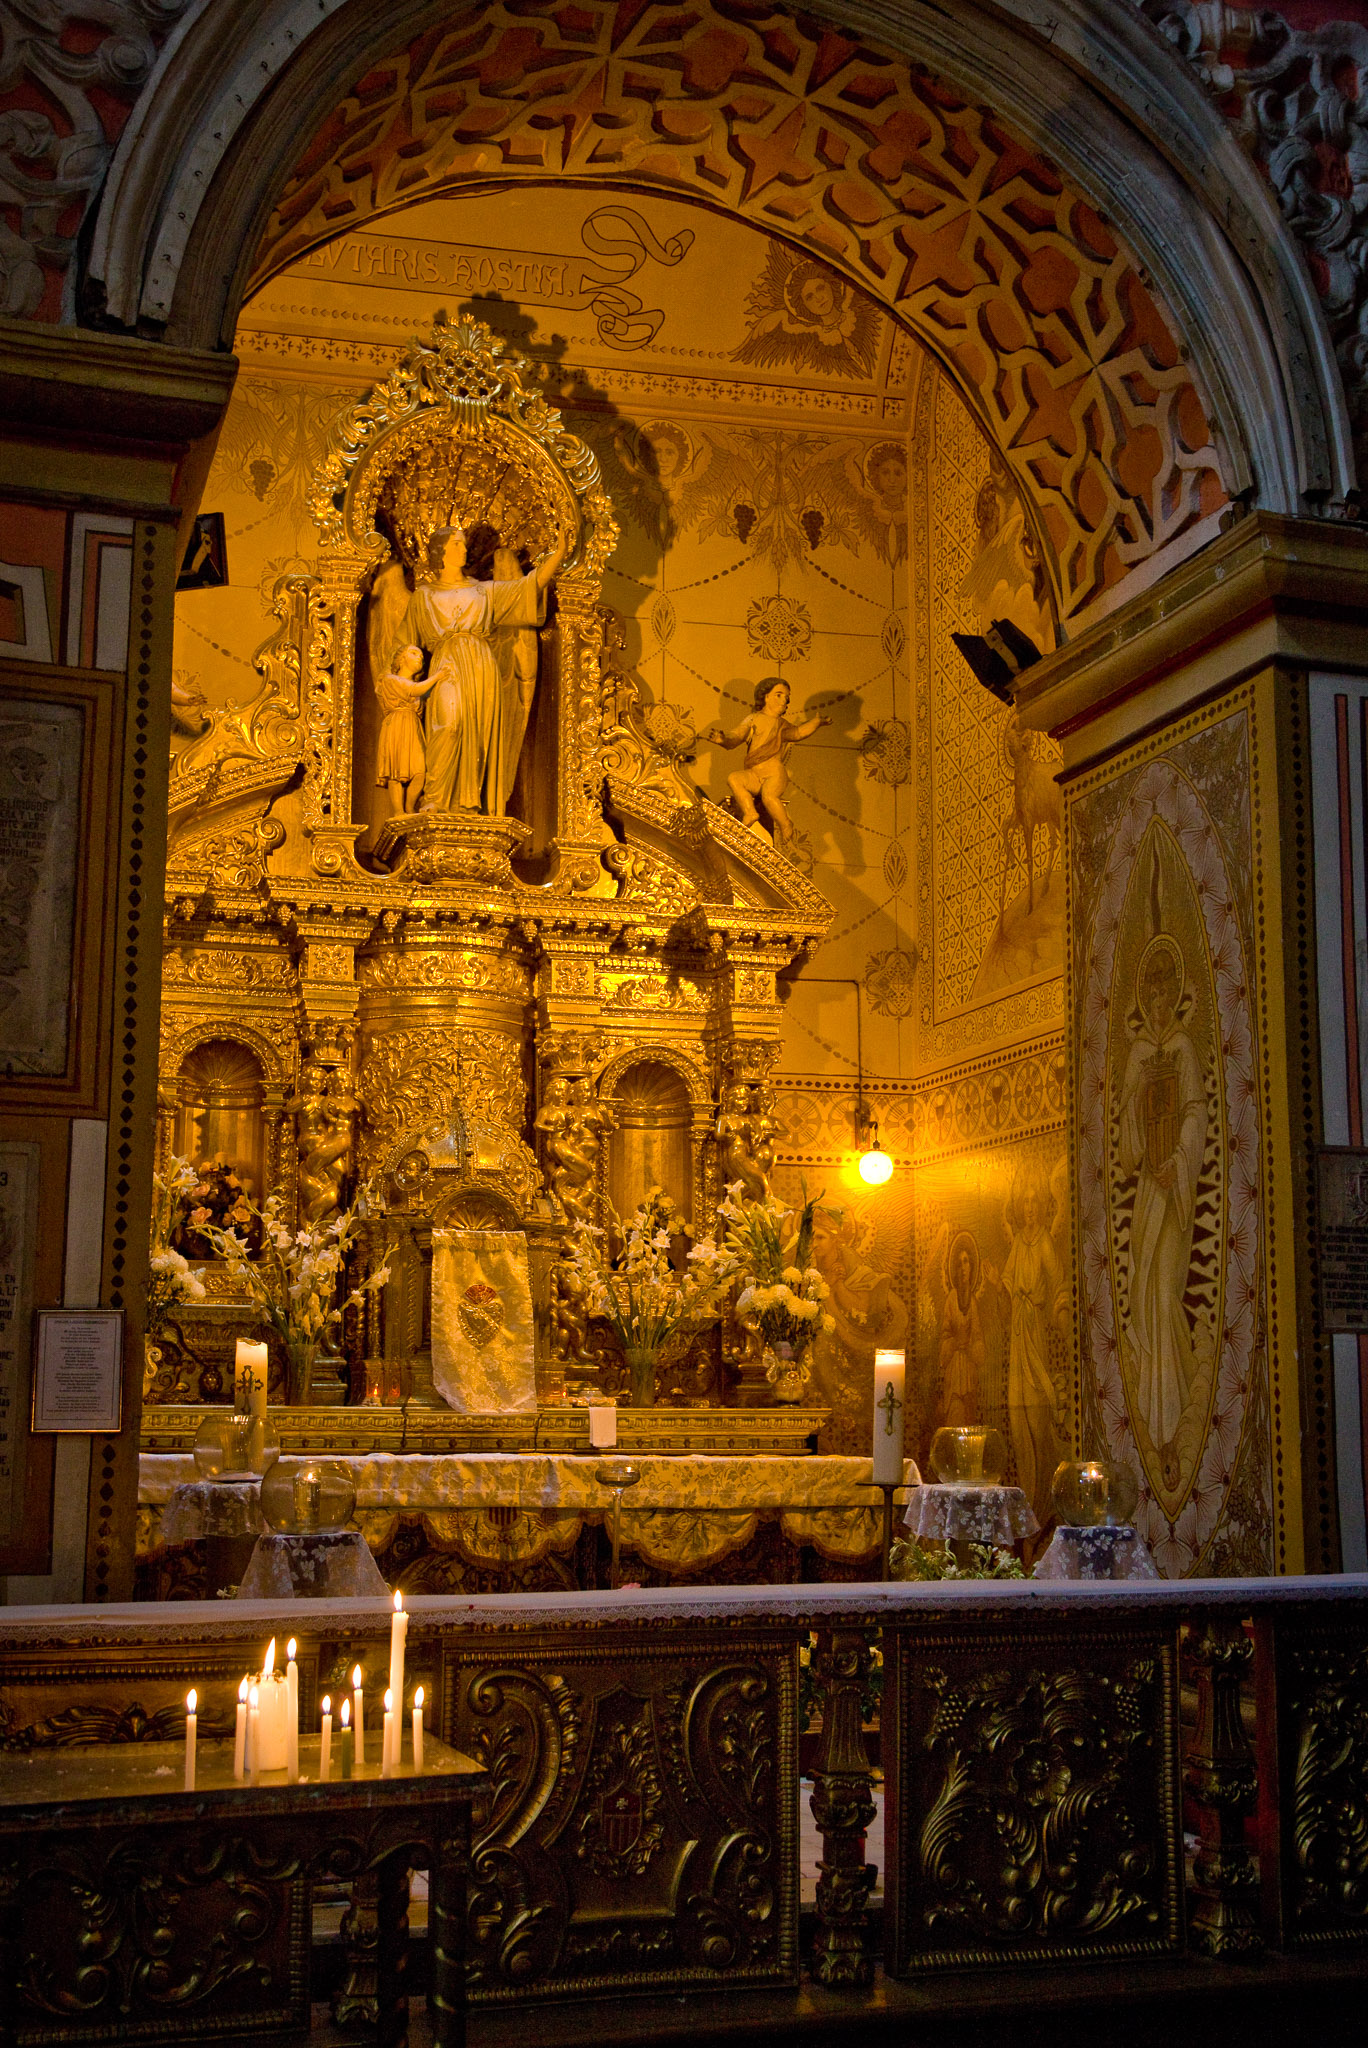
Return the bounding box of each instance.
[196,1188,389,1404]
[721,1180,835,1357]
[561,1188,739,1377]
[147,1155,207,1336]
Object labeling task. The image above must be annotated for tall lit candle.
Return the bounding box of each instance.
[872,1348,907,1487]
[255,1637,289,1771]
[236,1338,268,1418]
[184,1689,197,1792]
[387,1594,408,1773]
[412,1685,424,1775]
[319,1696,332,1784]
[248,1684,261,1786]
[339,1696,352,1780]
[234,1676,248,1782]
[382,1688,395,1779]
[352,1664,365,1770]
[285,1638,299,1783]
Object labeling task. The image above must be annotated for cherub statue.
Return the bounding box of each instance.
[535,1073,614,1226]
[701,675,829,842]
[296,1063,356,1224]
[367,520,572,816]
[373,642,435,814]
[550,1262,589,1371]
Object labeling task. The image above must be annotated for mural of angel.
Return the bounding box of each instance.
[993,1173,1069,1521]
[1116,932,1208,1471]
[806,1201,910,1452]
[368,520,571,816]
[731,246,879,380]
[926,1224,989,1431]
[374,643,435,814]
[702,677,829,842]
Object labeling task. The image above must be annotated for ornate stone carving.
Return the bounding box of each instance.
[295,1058,356,1224]
[358,1027,525,1160]
[1279,1628,1368,1941]
[808,1626,878,1987]
[1184,1616,1261,1955]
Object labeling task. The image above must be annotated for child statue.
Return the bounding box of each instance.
[701,676,829,842]
[373,643,434,814]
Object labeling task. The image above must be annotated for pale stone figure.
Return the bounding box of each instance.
[491,543,539,807]
[1116,934,1208,1470]
[702,677,828,842]
[373,643,434,813]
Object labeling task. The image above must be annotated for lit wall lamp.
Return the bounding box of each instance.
[795,973,898,1187]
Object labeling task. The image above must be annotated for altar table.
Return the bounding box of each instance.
[139,1452,918,1590]
[0,1733,483,2047]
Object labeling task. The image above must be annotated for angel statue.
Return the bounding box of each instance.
[701,676,829,843]
[369,519,572,816]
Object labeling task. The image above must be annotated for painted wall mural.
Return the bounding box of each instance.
[1072,703,1273,1576]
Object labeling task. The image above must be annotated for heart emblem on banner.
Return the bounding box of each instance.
[457,1278,505,1348]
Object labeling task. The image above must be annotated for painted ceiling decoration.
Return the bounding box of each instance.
[247,0,1227,618]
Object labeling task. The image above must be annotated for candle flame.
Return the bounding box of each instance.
[186,1689,197,1714]
[394,1591,403,1612]
[263,1637,276,1677]
[238,1677,249,1703]
[249,1684,259,1707]
[352,1663,362,1690]
[384,1689,393,1712]
[287,1638,296,1661]
[414,1686,424,1709]
[321,1695,331,1715]
[340,1698,350,1728]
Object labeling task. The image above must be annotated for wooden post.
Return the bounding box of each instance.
[808,1623,877,1986]
[1185,1615,1262,1956]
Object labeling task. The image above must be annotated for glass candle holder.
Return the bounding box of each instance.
[1050,1458,1139,1528]
[193,1411,279,1481]
[929,1425,1007,1486]
[260,1457,357,1534]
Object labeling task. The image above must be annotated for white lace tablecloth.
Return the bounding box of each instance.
[903,1483,1039,1545]
[1032,1524,1160,1580]
[141,1451,918,1572]
[160,1479,266,1543]
[236,1531,390,1599]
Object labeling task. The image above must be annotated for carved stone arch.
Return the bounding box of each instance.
[80,0,1352,617]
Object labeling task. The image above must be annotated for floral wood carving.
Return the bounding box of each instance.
[256,0,1225,614]
[888,1627,1181,1970]
[1282,1631,1368,1940]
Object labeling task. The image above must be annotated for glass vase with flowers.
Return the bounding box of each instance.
[720,1180,834,1402]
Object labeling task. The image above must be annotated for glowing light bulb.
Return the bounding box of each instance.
[859,1142,893,1186]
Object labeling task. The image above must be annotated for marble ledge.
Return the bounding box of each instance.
[0,1573,1366,1647]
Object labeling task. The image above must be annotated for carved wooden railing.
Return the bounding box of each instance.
[0,1578,1364,2033]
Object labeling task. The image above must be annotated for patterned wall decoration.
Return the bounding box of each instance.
[909,360,1065,1068]
[1071,696,1274,1577]
[253,0,1226,617]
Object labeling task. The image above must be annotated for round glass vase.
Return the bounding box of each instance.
[1050,1458,1139,1528]
[623,1346,657,1409]
[193,1410,280,1481]
[929,1424,1008,1486]
[259,1457,356,1534]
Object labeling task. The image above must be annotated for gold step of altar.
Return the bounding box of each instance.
[139,1405,830,1457]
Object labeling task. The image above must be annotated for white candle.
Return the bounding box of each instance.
[387,1595,407,1772]
[588,1403,617,1448]
[319,1696,332,1784]
[184,1689,197,1792]
[252,1637,288,1771]
[249,1684,261,1785]
[236,1339,268,1418]
[412,1686,424,1774]
[872,1349,907,1487]
[285,1638,299,1783]
[340,1696,352,1780]
[382,1688,395,1779]
[352,1664,365,1770]
[234,1676,248,1781]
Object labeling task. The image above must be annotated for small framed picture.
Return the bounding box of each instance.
[32,1309,123,1433]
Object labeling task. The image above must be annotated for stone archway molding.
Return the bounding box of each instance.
[80,0,1350,618]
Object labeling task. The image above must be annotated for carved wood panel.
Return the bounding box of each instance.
[442,1623,799,1999]
[1258,1607,1368,1949]
[883,1619,1182,1973]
